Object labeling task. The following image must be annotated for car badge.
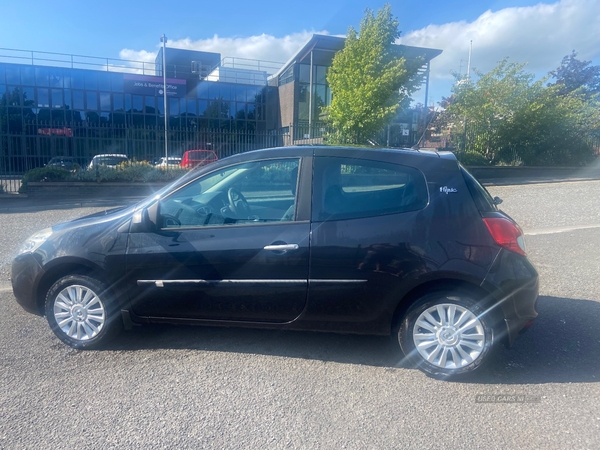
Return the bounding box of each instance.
[440,186,458,194]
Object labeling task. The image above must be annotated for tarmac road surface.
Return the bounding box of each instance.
[0,180,599,449]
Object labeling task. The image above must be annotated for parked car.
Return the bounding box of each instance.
[180,149,218,168]
[156,156,182,169]
[88,154,128,169]
[11,146,538,378]
[46,156,79,172]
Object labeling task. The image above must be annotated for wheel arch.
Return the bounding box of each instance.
[35,258,107,315]
[391,278,506,340]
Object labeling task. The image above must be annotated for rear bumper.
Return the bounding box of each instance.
[482,249,539,346]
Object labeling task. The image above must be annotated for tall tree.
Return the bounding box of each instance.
[325,4,422,145]
[437,58,600,165]
[549,50,600,96]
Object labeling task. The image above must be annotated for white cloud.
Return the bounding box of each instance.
[399,0,600,102]
[116,0,600,104]
[117,30,329,72]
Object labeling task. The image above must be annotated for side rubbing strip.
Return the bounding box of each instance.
[309,279,368,284]
[137,279,367,287]
[137,279,308,287]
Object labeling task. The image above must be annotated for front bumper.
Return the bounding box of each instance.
[11,252,45,316]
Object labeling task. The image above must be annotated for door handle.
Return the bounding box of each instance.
[263,244,299,252]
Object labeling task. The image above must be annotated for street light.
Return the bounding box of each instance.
[160,34,168,165]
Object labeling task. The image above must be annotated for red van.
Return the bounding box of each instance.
[180,150,218,168]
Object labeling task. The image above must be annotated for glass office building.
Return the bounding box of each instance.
[0,35,441,174]
[0,47,277,171]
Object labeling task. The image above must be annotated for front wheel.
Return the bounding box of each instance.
[398,292,495,378]
[45,275,122,349]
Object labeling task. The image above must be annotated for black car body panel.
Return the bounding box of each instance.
[12,146,538,349]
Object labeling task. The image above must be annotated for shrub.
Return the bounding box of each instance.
[20,161,189,191]
[20,166,71,193]
[456,151,491,166]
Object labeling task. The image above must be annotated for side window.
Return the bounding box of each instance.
[159,158,300,228]
[313,157,428,221]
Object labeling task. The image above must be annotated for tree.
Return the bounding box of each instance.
[436,58,600,165]
[549,50,600,96]
[325,4,422,145]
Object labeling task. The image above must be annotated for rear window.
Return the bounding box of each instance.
[313,157,428,221]
[460,165,497,213]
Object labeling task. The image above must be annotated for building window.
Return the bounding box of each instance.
[278,65,294,86]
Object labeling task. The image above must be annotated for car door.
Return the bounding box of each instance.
[126,157,311,323]
[305,154,431,333]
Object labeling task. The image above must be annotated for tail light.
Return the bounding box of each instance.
[482,217,527,256]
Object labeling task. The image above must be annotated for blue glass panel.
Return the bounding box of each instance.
[299,64,310,83]
[110,73,124,92]
[187,99,196,115]
[5,65,20,84]
[86,92,98,110]
[198,100,207,116]
[220,83,232,101]
[63,89,72,108]
[144,95,156,111]
[235,85,246,102]
[0,84,5,96]
[36,67,49,86]
[51,89,63,108]
[316,65,327,84]
[37,88,50,107]
[207,82,218,100]
[21,66,35,86]
[98,72,110,91]
[246,86,257,102]
[73,90,84,109]
[125,94,132,112]
[0,64,5,84]
[85,71,98,90]
[169,97,179,115]
[71,70,85,89]
[23,87,34,107]
[132,95,143,112]
[113,93,124,111]
[48,68,63,88]
[63,70,71,88]
[247,103,256,119]
[196,82,209,99]
[236,102,246,119]
[100,92,111,111]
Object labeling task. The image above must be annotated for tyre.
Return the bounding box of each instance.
[398,291,496,378]
[45,275,122,349]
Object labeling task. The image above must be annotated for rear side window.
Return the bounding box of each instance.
[313,157,428,221]
[460,165,497,213]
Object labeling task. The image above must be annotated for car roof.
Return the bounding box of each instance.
[92,154,128,158]
[221,145,457,163]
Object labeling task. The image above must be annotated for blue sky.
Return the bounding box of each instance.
[1,0,598,104]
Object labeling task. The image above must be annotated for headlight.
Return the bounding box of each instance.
[18,228,53,254]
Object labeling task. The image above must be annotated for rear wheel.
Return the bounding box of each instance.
[398,291,495,378]
[45,275,122,349]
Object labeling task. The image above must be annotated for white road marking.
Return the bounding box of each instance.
[525,224,600,236]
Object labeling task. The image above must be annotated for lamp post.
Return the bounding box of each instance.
[161,34,168,165]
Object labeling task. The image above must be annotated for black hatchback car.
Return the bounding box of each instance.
[12,146,538,377]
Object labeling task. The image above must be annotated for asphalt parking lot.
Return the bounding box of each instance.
[1,180,599,449]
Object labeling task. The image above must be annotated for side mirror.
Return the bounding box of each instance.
[129,202,159,233]
[493,196,503,206]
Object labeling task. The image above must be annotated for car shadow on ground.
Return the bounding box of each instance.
[103,295,600,384]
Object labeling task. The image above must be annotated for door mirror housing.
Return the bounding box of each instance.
[129,202,159,233]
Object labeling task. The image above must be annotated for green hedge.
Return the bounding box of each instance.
[19,162,189,193]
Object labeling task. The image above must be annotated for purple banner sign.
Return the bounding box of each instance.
[123,74,186,97]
